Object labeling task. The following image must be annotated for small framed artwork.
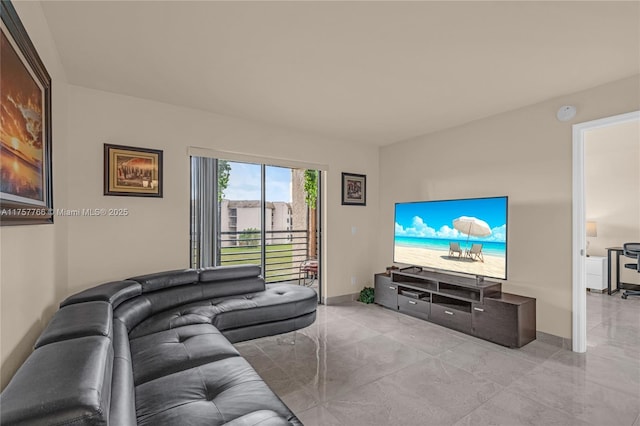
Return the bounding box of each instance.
[341,172,366,206]
[0,0,54,225]
[104,144,163,197]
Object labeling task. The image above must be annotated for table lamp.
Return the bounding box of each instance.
[586,221,597,256]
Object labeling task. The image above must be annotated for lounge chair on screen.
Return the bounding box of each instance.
[449,242,463,258]
[466,243,484,262]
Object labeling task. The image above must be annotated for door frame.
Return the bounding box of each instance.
[571,110,640,353]
[188,147,327,301]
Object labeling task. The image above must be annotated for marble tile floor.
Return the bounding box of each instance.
[234,292,640,426]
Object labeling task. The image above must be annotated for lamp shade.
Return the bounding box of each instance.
[586,221,598,237]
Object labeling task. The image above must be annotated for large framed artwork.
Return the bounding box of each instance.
[0,0,53,225]
[104,144,163,197]
[341,172,366,206]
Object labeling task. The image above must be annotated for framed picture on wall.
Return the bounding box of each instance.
[341,172,366,206]
[104,144,163,197]
[0,0,54,225]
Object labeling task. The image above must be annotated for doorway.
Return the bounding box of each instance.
[572,110,640,352]
[190,157,323,301]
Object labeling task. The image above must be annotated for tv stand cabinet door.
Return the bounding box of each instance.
[472,300,517,347]
[472,296,536,348]
[374,274,397,309]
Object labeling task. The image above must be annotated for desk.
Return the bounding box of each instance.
[606,247,640,295]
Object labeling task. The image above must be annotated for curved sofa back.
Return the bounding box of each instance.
[60,265,265,333]
[117,266,265,332]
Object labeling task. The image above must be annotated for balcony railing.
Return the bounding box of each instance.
[217,229,315,283]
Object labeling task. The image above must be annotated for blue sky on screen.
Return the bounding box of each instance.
[395,197,507,242]
[224,162,292,202]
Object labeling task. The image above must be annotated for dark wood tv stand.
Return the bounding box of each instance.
[374,267,536,348]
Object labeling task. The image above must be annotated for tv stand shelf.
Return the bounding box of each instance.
[394,267,501,302]
[374,269,536,348]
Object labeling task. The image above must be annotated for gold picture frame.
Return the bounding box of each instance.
[0,0,53,225]
[104,144,163,197]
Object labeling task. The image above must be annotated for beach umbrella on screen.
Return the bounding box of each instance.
[453,216,491,249]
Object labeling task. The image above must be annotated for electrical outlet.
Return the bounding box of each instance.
[351,276,356,286]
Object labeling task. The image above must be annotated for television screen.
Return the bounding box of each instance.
[394,196,508,280]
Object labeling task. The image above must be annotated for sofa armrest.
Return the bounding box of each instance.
[35,301,112,349]
[0,336,113,426]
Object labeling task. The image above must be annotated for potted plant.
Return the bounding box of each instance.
[357,287,375,304]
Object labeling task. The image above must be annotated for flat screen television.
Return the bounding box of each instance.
[394,196,508,280]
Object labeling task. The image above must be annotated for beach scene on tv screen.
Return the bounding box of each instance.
[394,197,507,279]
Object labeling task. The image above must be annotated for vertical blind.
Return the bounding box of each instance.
[190,156,217,268]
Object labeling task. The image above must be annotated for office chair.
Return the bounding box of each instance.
[621,242,640,300]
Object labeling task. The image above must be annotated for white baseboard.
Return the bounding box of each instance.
[323,293,358,305]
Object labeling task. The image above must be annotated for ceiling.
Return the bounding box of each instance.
[41,1,640,146]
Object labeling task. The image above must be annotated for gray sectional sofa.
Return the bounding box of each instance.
[0,265,317,425]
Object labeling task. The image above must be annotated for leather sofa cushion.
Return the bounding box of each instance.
[35,301,112,348]
[201,276,266,299]
[127,284,316,339]
[213,284,317,332]
[199,265,262,283]
[129,324,240,385]
[135,357,297,426]
[222,311,316,344]
[0,336,113,426]
[60,280,141,309]
[129,269,199,293]
[224,410,295,426]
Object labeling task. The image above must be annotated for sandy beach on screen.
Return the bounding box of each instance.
[395,245,506,278]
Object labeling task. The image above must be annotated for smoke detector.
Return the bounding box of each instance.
[556,105,577,122]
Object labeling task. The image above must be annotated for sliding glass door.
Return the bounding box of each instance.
[191,157,321,298]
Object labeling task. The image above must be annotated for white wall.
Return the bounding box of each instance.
[377,76,640,339]
[65,85,379,300]
[0,1,69,389]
